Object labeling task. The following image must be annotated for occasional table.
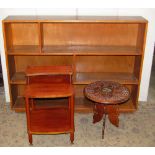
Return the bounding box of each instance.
[84,81,130,139]
[25,66,75,144]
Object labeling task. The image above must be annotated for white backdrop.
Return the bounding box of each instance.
[0,8,155,102]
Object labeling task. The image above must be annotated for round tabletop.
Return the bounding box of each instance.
[84,81,130,104]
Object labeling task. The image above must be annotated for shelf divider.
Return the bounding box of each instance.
[38,22,43,53]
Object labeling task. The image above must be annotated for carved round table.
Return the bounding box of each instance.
[84,81,130,139]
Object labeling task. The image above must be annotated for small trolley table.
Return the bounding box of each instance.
[84,81,130,139]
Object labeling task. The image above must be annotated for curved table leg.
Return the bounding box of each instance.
[93,104,105,123]
[106,105,119,127]
[93,103,120,139]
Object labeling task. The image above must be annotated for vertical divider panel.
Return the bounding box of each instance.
[38,22,43,53]
[72,54,76,83]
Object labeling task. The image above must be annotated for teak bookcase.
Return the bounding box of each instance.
[2,16,148,113]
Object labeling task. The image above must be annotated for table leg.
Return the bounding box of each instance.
[93,104,104,123]
[102,114,106,139]
[31,99,35,110]
[25,97,33,144]
[107,105,119,127]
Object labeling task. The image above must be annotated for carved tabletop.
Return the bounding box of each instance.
[84,81,130,138]
[84,81,130,104]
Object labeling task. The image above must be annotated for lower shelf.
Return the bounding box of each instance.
[10,72,139,85]
[30,108,71,133]
[12,96,136,113]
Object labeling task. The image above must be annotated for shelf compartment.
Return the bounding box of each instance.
[74,72,139,85]
[11,55,73,74]
[4,23,40,53]
[7,45,40,55]
[42,45,141,56]
[76,56,136,73]
[10,72,26,84]
[42,23,140,46]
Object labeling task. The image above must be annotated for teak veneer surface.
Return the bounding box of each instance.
[25,83,74,98]
[3,16,148,113]
[7,45,141,56]
[3,16,147,23]
[30,108,71,133]
[24,65,74,144]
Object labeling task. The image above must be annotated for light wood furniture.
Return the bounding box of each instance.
[25,65,74,144]
[2,16,148,113]
[84,81,130,139]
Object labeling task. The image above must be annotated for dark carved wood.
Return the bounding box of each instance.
[84,81,130,138]
[84,81,130,104]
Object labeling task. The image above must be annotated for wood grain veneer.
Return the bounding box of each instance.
[2,16,148,113]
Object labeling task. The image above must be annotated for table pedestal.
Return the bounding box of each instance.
[84,81,130,139]
[93,103,119,139]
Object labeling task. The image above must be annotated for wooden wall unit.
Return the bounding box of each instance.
[3,16,148,113]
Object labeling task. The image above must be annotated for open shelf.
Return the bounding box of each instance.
[4,22,40,54]
[75,72,139,85]
[10,72,139,85]
[7,45,40,55]
[7,45,141,56]
[12,96,136,113]
[10,72,26,84]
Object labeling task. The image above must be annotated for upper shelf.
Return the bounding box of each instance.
[7,45,142,56]
[3,16,148,23]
